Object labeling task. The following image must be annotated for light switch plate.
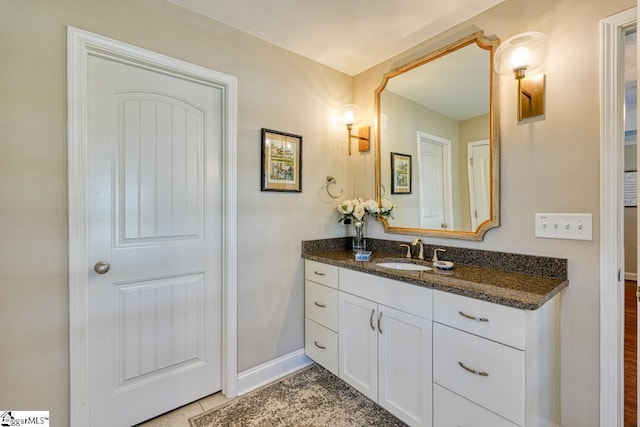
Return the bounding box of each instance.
[535,213,593,241]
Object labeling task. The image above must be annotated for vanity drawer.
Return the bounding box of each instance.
[339,267,432,320]
[433,290,525,349]
[433,323,525,425]
[305,280,338,331]
[433,384,519,427]
[305,260,339,289]
[305,318,338,375]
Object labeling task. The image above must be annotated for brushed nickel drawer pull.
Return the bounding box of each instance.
[314,271,326,276]
[370,309,376,331]
[458,310,489,322]
[377,312,383,334]
[314,301,326,308]
[458,361,489,377]
[314,341,326,349]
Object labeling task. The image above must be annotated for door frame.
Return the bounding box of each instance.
[467,139,490,231]
[67,27,238,426]
[600,7,636,427]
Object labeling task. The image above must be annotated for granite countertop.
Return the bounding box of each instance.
[302,249,569,310]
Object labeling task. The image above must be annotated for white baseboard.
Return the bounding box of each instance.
[625,272,637,282]
[236,349,313,396]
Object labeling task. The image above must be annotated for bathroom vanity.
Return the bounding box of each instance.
[302,239,567,427]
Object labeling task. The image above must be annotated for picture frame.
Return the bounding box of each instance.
[624,170,637,207]
[261,128,302,192]
[391,152,411,194]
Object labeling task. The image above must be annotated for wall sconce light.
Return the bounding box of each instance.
[337,104,371,155]
[494,31,548,121]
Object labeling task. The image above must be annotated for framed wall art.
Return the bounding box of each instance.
[625,171,637,207]
[261,128,302,192]
[391,152,411,194]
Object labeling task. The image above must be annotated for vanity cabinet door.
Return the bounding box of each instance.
[339,292,378,401]
[338,290,433,427]
[378,304,432,427]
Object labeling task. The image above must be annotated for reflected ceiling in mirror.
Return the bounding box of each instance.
[375,31,499,240]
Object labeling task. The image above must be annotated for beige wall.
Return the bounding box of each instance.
[0,1,352,424]
[352,0,634,425]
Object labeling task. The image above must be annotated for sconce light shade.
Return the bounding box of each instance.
[494,31,548,79]
[336,104,370,155]
[337,104,362,126]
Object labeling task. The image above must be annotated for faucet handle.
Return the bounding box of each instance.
[432,248,446,262]
[400,244,411,259]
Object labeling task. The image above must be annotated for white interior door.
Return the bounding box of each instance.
[417,131,453,230]
[87,54,223,426]
[467,140,491,230]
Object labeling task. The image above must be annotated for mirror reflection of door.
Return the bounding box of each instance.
[467,140,491,230]
[417,131,453,229]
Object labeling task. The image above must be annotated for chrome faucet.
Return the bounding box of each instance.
[432,248,446,262]
[411,238,425,260]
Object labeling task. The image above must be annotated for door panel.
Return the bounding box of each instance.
[417,132,453,230]
[467,140,490,230]
[118,94,204,242]
[378,305,432,427]
[118,275,205,385]
[87,54,222,426]
[339,292,378,401]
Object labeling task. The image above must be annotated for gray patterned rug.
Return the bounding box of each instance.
[189,364,407,427]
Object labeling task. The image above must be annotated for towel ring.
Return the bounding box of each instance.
[325,176,343,199]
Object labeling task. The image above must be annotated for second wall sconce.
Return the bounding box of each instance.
[337,104,371,155]
[494,31,549,121]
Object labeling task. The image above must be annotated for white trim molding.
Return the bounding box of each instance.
[67,26,238,426]
[600,7,636,427]
[236,349,313,396]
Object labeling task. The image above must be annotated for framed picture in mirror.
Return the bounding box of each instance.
[261,128,302,192]
[391,152,411,194]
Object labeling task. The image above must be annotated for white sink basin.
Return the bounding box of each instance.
[375,262,432,271]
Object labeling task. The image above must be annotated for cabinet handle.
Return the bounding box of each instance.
[377,312,383,334]
[458,361,489,377]
[369,309,376,331]
[314,301,326,308]
[313,271,326,276]
[458,310,489,322]
[314,341,326,350]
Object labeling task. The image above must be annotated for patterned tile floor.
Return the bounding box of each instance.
[136,393,229,427]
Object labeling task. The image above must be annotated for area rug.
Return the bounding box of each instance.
[189,364,407,427]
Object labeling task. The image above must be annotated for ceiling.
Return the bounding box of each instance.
[167,0,506,76]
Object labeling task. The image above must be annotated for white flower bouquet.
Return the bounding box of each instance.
[337,197,395,227]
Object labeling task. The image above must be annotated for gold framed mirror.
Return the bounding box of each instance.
[375,31,499,241]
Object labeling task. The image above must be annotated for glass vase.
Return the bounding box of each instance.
[352,221,367,251]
